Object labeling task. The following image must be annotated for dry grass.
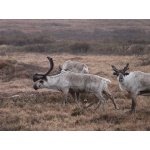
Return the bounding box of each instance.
[0,20,150,55]
[0,52,150,131]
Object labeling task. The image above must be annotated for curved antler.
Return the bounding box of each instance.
[33,57,54,82]
[45,57,54,76]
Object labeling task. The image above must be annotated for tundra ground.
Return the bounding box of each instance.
[0,52,150,130]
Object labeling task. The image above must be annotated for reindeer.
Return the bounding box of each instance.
[58,60,89,74]
[33,57,119,111]
[58,60,89,104]
[112,63,150,113]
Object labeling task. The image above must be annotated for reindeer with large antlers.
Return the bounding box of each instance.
[33,57,119,111]
[112,63,150,113]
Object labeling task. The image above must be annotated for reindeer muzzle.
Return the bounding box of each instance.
[119,77,124,82]
[33,85,38,90]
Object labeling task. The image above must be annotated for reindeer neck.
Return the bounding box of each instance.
[118,76,127,91]
[46,76,61,88]
[118,74,133,91]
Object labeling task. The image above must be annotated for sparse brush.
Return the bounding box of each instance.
[71,107,84,116]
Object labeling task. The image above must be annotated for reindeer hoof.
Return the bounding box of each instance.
[116,106,119,110]
[131,110,136,114]
[61,103,66,107]
[125,110,135,114]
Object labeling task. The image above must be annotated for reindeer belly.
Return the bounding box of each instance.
[137,79,150,95]
[69,84,86,92]
[67,73,99,92]
[138,89,150,96]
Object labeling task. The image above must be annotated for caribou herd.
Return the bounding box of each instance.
[33,57,150,114]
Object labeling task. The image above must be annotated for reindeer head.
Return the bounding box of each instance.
[111,63,129,82]
[57,65,62,74]
[33,57,54,90]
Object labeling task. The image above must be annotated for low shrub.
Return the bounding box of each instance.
[69,42,90,54]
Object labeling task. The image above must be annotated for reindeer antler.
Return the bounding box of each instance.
[123,63,129,72]
[111,65,119,73]
[33,57,54,82]
[44,57,54,76]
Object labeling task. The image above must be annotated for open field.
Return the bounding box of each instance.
[0,52,150,131]
[0,20,150,130]
[0,19,150,55]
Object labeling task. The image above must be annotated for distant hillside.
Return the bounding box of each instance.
[0,19,150,55]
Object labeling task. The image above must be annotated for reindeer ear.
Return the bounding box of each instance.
[33,74,41,82]
[59,65,62,70]
[125,73,129,76]
[111,65,116,70]
[113,72,118,76]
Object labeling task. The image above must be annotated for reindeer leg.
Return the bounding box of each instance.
[62,93,67,107]
[62,89,69,107]
[76,92,80,103]
[75,92,82,108]
[94,101,102,111]
[94,93,106,112]
[69,92,79,107]
[103,90,119,110]
[130,92,137,113]
[71,91,81,108]
[83,93,88,102]
[69,91,75,102]
[84,101,96,110]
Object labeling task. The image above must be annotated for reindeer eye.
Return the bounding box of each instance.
[39,80,44,83]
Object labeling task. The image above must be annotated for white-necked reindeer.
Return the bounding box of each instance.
[33,57,119,111]
[112,63,150,113]
[58,60,89,104]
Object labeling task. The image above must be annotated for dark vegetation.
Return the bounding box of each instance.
[0,19,150,55]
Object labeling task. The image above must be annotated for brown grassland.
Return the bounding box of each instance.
[0,20,150,130]
[0,53,150,131]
